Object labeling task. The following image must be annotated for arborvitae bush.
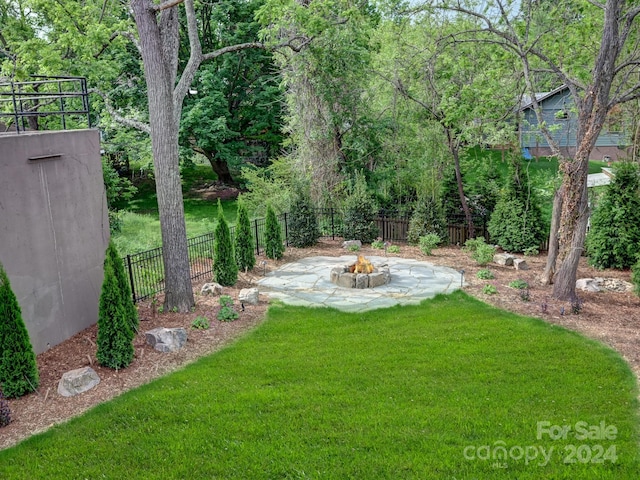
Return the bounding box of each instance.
[265,205,285,260]
[234,201,256,272]
[488,159,545,253]
[632,257,640,298]
[106,241,138,333]
[407,196,446,245]
[341,174,379,244]
[0,262,39,398]
[97,262,134,370]
[288,189,320,248]
[587,162,640,269]
[0,385,10,427]
[214,200,238,286]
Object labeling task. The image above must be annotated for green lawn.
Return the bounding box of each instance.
[1,292,638,478]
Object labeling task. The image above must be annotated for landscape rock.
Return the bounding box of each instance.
[200,282,223,296]
[239,288,259,305]
[145,327,188,353]
[58,367,100,397]
[513,259,529,270]
[342,240,362,249]
[576,278,601,293]
[493,253,514,266]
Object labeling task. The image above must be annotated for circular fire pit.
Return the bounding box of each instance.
[330,255,391,289]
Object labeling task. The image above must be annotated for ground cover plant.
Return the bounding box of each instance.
[1,292,638,479]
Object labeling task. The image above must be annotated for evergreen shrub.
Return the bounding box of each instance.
[587,162,640,269]
[265,205,285,260]
[97,262,134,370]
[0,386,10,427]
[214,200,238,286]
[407,197,446,245]
[341,174,379,244]
[234,201,256,272]
[632,257,640,298]
[0,262,39,398]
[106,241,138,333]
[488,160,545,253]
[287,189,320,248]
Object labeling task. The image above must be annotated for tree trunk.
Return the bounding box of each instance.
[131,0,195,312]
[552,150,591,300]
[203,152,236,185]
[449,133,475,238]
[539,185,563,285]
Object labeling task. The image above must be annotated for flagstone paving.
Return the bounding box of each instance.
[257,255,465,312]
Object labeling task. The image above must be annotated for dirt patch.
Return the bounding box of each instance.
[2,240,639,450]
[189,182,241,201]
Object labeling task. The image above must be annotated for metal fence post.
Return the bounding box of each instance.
[330,208,335,240]
[284,212,289,246]
[254,219,260,255]
[125,254,137,303]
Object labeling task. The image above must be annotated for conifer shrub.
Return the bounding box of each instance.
[0,385,10,427]
[214,200,238,286]
[587,162,640,269]
[407,197,446,245]
[488,159,545,253]
[234,201,256,272]
[0,262,39,398]
[287,189,320,248]
[106,241,138,333]
[265,205,285,260]
[341,174,379,244]
[632,257,640,298]
[97,262,134,370]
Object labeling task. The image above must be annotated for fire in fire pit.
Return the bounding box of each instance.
[330,255,391,289]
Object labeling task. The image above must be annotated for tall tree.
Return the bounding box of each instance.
[435,0,640,300]
[179,0,284,185]
[128,0,262,311]
[375,15,518,236]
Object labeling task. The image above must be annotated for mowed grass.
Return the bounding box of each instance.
[3,292,637,479]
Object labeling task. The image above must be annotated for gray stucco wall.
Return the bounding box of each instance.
[0,129,109,354]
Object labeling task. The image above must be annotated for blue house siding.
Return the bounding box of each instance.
[520,87,630,160]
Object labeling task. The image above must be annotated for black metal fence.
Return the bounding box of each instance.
[122,209,491,303]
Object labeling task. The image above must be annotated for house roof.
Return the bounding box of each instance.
[520,85,569,111]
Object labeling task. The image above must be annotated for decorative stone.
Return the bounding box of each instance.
[58,367,100,397]
[355,274,369,289]
[201,282,223,296]
[576,278,600,293]
[513,259,529,270]
[145,327,188,353]
[494,253,514,266]
[239,288,259,305]
[336,272,356,288]
[368,271,388,288]
[342,240,362,249]
[597,278,633,293]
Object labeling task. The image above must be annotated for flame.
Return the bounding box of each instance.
[350,255,374,274]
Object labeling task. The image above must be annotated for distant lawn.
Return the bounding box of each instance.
[113,164,238,254]
[1,292,638,479]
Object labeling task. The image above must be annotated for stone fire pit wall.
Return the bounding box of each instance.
[330,264,391,289]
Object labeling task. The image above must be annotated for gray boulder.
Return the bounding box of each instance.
[201,282,223,296]
[58,366,100,397]
[576,278,601,293]
[239,288,259,305]
[513,259,529,270]
[493,253,515,266]
[145,327,188,353]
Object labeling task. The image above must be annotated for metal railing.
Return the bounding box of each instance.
[0,76,91,133]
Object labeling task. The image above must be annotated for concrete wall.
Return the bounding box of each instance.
[0,129,109,354]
